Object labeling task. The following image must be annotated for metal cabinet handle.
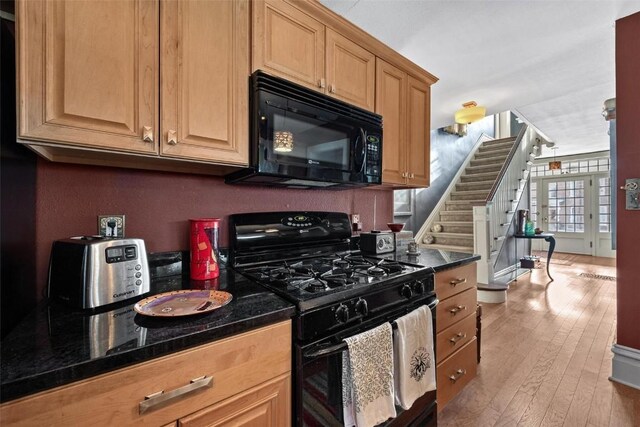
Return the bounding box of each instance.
[409,173,415,178]
[328,84,335,93]
[167,129,178,145]
[401,172,408,178]
[449,305,466,315]
[143,126,154,143]
[450,278,467,286]
[139,376,213,414]
[449,332,467,344]
[318,78,326,89]
[449,368,466,383]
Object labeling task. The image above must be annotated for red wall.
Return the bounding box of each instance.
[615,11,640,350]
[35,160,392,293]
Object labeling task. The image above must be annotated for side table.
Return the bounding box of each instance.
[514,233,556,281]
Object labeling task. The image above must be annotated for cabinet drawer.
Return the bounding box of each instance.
[436,287,476,332]
[436,337,477,410]
[0,321,291,426]
[435,263,477,300]
[436,312,476,363]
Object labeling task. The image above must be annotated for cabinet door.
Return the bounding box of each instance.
[325,29,375,111]
[18,0,158,154]
[253,0,325,91]
[178,374,291,427]
[375,59,407,185]
[406,75,431,187]
[161,0,249,165]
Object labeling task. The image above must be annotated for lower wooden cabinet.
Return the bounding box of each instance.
[435,262,478,410]
[0,321,291,426]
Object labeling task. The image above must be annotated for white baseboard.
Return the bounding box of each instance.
[478,289,507,304]
[610,343,640,390]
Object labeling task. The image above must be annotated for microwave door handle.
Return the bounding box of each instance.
[356,128,367,173]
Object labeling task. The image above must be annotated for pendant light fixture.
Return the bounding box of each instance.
[273,111,294,152]
[548,147,561,170]
[454,101,486,124]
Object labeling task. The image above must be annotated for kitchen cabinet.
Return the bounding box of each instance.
[17,0,248,172]
[434,262,478,409]
[253,0,376,111]
[376,59,431,188]
[0,321,291,426]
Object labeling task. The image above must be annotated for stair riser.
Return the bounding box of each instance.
[425,235,474,247]
[435,225,473,234]
[459,173,498,183]
[478,142,513,152]
[470,158,505,167]
[450,192,488,201]
[456,182,494,192]
[466,163,502,174]
[444,203,473,211]
[440,212,473,221]
[474,149,511,159]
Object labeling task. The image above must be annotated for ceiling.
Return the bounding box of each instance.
[320,0,639,158]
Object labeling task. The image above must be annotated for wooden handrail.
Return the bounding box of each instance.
[485,124,528,202]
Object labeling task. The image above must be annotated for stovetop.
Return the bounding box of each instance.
[236,252,432,310]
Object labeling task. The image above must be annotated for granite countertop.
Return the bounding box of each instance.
[0,269,295,403]
[378,247,481,271]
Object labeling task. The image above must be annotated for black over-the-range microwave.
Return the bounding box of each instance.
[225,71,383,189]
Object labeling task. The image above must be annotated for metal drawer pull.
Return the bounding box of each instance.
[449,369,466,383]
[449,305,466,315]
[450,278,467,286]
[449,332,467,344]
[139,376,213,414]
[167,129,178,145]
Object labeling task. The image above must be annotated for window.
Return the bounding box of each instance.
[530,181,537,227]
[547,180,585,233]
[531,156,609,177]
[599,177,611,233]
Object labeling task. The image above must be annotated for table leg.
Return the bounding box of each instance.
[544,236,556,281]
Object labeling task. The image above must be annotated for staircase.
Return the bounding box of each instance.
[418,136,517,253]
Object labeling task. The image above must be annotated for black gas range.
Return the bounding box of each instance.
[229,211,438,427]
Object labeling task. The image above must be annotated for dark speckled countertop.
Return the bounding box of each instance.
[0,269,295,403]
[377,247,481,271]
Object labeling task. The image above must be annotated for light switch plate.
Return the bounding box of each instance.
[98,215,125,237]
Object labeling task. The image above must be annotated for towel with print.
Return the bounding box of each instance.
[393,305,436,409]
[342,322,396,427]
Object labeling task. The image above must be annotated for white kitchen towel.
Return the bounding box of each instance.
[393,305,436,409]
[342,322,396,427]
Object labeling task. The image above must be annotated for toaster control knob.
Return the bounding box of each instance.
[355,298,369,316]
[401,284,413,299]
[414,280,426,295]
[377,239,385,249]
[335,304,350,324]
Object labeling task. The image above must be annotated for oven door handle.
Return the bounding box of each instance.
[303,298,438,360]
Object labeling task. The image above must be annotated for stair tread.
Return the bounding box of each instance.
[452,189,491,195]
[477,282,509,291]
[418,243,474,253]
[435,221,473,225]
[427,231,473,238]
[446,199,486,204]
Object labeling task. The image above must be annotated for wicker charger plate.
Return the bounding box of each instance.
[134,290,232,317]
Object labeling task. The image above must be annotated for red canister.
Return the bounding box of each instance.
[189,218,221,281]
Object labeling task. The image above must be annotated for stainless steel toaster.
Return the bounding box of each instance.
[48,236,150,309]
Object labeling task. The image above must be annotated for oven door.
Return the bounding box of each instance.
[295,296,438,427]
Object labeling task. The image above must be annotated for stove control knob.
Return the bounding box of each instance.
[401,284,413,299]
[335,304,350,324]
[413,280,426,295]
[355,298,369,316]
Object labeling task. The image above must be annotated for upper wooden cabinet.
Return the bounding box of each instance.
[253,0,376,111]
[18,0,249,170]
[376,59,431,187]
[18,0,159,154]
[160,0,249,164]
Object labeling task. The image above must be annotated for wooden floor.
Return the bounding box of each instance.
[438,252,640,427]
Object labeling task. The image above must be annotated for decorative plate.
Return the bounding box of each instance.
[134,290,232,317]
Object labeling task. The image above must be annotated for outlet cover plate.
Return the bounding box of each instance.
[98,215,126,238]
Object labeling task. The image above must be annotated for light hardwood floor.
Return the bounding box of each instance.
[438,252,640,426]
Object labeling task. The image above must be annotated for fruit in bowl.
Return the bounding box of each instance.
[387,223,405,233]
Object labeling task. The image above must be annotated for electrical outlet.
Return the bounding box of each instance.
[98,215,125,238]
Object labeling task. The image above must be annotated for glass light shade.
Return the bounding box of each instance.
[454,101,486,124]
[273,131,294,152]
[549,161,562,170]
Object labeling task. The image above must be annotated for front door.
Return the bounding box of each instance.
[539,177,593,254]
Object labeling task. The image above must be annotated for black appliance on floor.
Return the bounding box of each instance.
[229,211,437,427]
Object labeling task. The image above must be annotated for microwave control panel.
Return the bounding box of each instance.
[365,135,381,176]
